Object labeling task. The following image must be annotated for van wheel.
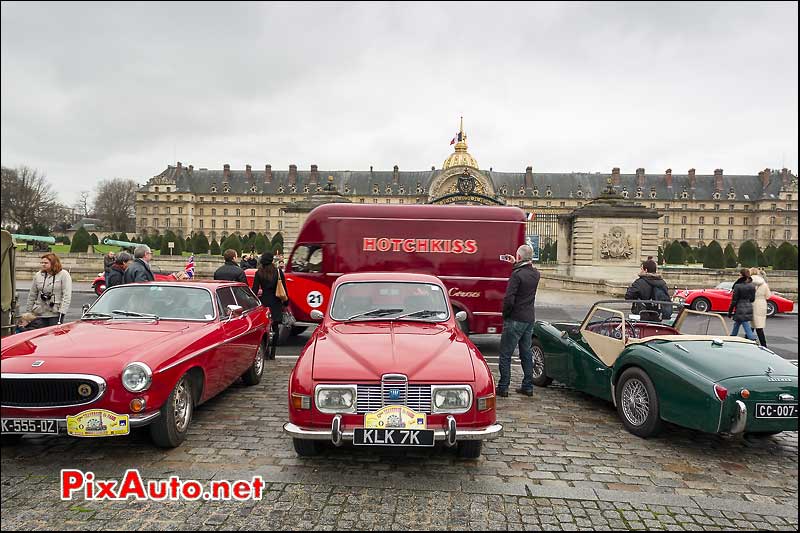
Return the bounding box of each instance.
[457,441,482,459]
[531,338,553,387]
[453,307,469,333]
[150,375,193,448]
[293,438,320,456]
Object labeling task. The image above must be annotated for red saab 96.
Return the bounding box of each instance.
[1,281,270,448]
[283,272,502,459]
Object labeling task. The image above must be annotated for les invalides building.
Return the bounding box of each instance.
[135,119,798,253]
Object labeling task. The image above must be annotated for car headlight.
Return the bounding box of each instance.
[121,362,152,393]
[315,385,357,413]
[432,385,473,414]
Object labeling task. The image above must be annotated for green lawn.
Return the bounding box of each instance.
[39,244,199,256]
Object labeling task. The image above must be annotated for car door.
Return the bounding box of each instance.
[232,285,266,375]
[214,287,249,393]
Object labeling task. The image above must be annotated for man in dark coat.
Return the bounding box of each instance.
[497,244,541,398]
[123,245,156,284]
[106,252,132,289]
[728,270,757,340]
[214,249,247,283]
[625,260,669,316]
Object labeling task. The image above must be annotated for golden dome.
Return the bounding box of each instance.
[442,117,479,170]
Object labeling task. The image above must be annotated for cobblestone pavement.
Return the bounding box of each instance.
[2,358,797,531]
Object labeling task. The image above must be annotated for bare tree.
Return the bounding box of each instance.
[0,166,58,231]
[94,178,138,232]
[73,190,93,218]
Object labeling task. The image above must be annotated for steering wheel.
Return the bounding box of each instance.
[597,316,638,339]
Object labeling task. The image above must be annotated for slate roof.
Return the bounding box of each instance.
[149,166,796,201]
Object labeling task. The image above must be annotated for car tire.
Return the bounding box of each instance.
[93,283,105,297]
[766,301,777,318]
[241,343,265,386]
[615,367,662,438]
[457,440,482,459]
[293,438,320,457]
[531,338,553,388]
[150,374,194,448]
[690,298,711,313]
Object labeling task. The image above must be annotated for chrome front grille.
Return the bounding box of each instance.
[356,383,432,414]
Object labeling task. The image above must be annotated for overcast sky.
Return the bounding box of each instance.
[2,1,797,206]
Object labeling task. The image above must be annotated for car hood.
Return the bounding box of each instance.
[311,321,475,382]
[645,339,797,381]
[0,320,191,364]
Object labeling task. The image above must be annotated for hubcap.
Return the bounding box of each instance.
[696,300,708,312]
[254,345,264,375]
[621,378,650,427]
[767,302,776,316]
[532,346,544,379]
[173,379,191,433]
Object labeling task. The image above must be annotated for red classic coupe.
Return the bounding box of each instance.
[673,281,795,317]
[283,272,502,459]
[1,281,270,447]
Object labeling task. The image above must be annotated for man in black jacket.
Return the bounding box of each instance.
[214,249,247,283]
[625,260,669,316]
[497,244,540,398]
[123,245,156,284]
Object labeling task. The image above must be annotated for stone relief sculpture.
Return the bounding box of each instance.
[599,226,634,259]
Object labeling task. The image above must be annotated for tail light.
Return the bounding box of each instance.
[714,384,728,402]
[740,389,750,399]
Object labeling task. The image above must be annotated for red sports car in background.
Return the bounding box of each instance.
[283,272,502,459]
[2,281,270,448]
[673,281,795,317]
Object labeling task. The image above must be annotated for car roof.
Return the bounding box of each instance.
[335,272,444,284]
[124,280,247,289]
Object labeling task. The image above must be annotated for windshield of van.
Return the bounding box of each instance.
[291,244,323,273]
[330,282,449,322]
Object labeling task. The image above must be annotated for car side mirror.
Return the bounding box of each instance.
[310,309,324,321]
[81,304,90,316]
[226,305,244,319]
[455,311,467,322]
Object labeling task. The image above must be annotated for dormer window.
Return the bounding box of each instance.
[250,185,257,193]
[576,190,583,198]
[373,184,379,194]
[344,184,351,194]
[398,186,405,194]
[500,187,508,195]
[290,186,297,194]
[533,189,539,197]
[635,187,643,199]
[210,186,217,193]
[622,187,629,199]
[303,185,310,193]
[650,189,657,199]
[728,188,736,200]
[680,190,689,199]
[545,187,552,197]
[223,186,230,193]
[386,186,392,194]
[316,186,323,192]
[713,191,721,200]
[416,183,423,194]
[278,186,285,194]
[519,187,525,195]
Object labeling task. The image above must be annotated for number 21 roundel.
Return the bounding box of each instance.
[307,291,324,308]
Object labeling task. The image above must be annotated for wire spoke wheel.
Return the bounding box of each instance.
[621,378,650,427]
[532,345,545,379]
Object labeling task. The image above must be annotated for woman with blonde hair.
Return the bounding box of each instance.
[26,253,72,328]
[750,267,771,347]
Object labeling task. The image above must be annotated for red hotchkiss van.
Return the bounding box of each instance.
[283,203,526,334]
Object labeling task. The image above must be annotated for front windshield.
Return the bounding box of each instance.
[715,281,733,290]
[88,285,216,321]
[330,282,449,322]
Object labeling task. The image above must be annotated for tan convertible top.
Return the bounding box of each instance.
[627,335,757,346]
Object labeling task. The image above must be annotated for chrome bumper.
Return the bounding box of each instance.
[283,415,503,446]
[2,411,160,434]
[730,400,747,434]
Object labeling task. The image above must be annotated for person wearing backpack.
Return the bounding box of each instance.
[624,260,672,320]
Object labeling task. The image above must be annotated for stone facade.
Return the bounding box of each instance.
[134,125,798,252]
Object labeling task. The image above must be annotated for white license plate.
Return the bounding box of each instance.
[1,418,60,434]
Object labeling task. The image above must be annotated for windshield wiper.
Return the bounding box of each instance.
[394,309,446,320]
[111,310,159,319]
[345,308,403,321]
[81,311,113,320]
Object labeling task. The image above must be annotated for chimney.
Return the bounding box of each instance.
[223,163,231,181]
[245,164,252,181]
[393,165,399,184]
[288,164,297,186]
[612,167,621,186]
[525,166,534,189]
[174,161,182,178]
[781,167,790,186]
[688,168,696,189]
[636,168,646,188]
[310,164,319,184]
[265,164,272,184]
[188,164,193,173]
[664,168,672,188]
[431,166,435,171]
[714,168,723,191]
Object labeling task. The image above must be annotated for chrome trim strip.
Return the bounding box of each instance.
[1,411,160,432]
[283,422,503,442]
[472,312,503,316]
[439,276,510,282]
[730,400,747,434]
[157,326,265,374]
[1,373,107,409]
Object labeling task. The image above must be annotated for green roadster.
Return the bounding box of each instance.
[532,300,798,438]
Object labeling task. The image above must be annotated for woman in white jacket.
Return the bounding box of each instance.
[26,253,72,328]
[750,268,770,347]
